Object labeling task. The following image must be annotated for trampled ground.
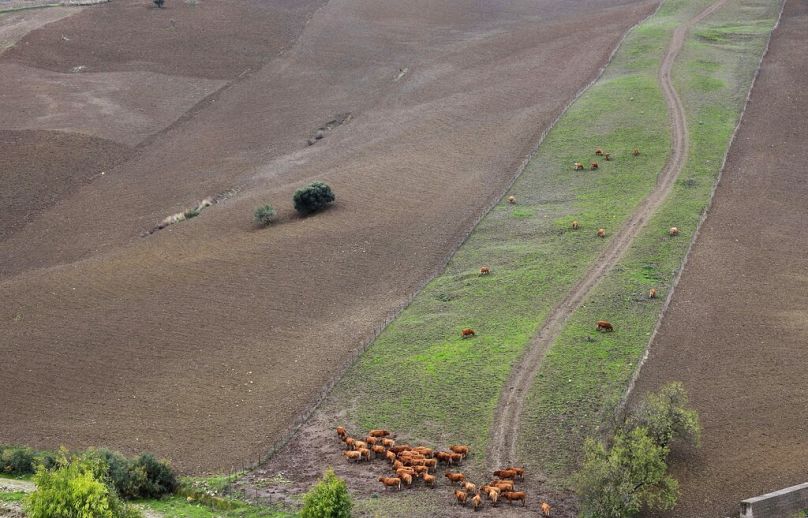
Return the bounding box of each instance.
[631,0,808,515]
[0,0,657,472]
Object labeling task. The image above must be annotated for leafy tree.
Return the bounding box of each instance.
[576,427,678,518]
[627,381,701,449]
[24,452,141,518]
[293,181,335,215]
[300,467,351,518]
[254,204,276,227]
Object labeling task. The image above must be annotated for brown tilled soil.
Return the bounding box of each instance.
[0,0,656,472]
[630,1,808,516]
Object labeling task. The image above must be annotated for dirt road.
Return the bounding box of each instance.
[630,0,808,516]
[486,0,729,471]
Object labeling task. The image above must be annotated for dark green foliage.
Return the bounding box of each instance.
[132,453,178,498]
[626,381,701,449]
[300,467,351,518]
[577,427,678,518]
[153,0,165,8]
[0,446,35,474]
[25,453,141,518]
[82,450,177,499]
[254,204,276,227]
[293,181,335,215]
[183,207,201,220]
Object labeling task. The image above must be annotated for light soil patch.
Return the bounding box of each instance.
[0,63,225,146]
[0,6,77,53]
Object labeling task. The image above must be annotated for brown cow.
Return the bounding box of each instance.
[379,476,401,491]
[389,444,411,454]
[344,437,356,450]
[422,473,436,487]
[382,438,395,448]
[336,426,347,439]
[385,450,397,463]
[597,228,606,238]
[435,451,452,464]
[590,161,599,170]
[541,501,552,516]
[632,147,640,156]
[353,440,367,450]
[572,220,580,230]
[503,491,527,506]
[445,472,465,485]
[413,446,434,457]
[399,472,414,487]
[413,465,428,476]
[423,458,438,470]
[604,152,612,161]
[669,226,680,236]
[450,445,469,458]
[372,445,386,458]
[492,480,514,492]
[358,448,371,461]
[493,469,517,480]
[369,429,391,438]
[449,452,464,464]
[595,148,604,156]
[472,493,482,511]
[455,490,468,506]
[508,195,517,204]
[396,468,415,478]
[365,436,378,446]
[596,320,614,332]
[462,482,477,494]
[479,266,491,275]
[461,328,476,339]
[649,287,657,299]
[343,450,361,462]
[574,162,585,170]
[488,488,500,506]
[505,466,525,480]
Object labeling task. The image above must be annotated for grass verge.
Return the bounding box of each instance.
[517,0,781,486]
[138,495,293,518]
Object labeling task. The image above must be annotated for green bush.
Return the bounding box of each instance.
[626,381,701,449]
[24,455,141,518]
[132,453,178,498]
[293,181,335,215]
[81,449,176,499]
[1,446,35,474]
[576,427,678,518]
[254,204,276,227]
[300,467,351,518]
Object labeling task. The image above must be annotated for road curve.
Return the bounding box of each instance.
[486,0,730,470]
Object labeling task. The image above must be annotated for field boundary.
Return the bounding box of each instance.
[619,0,788,413]
[254,0,665,473]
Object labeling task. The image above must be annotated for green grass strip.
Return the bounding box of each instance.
[517,0,781,486]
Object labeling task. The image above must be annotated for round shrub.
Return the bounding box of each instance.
[254,203,276,227]
[25,456,141,518]
[132,453,178,498]
[293,181,335,215]
[1,446,35,475]
[300,467,351,518]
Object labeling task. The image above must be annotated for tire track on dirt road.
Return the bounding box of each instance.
[487,0,729,471]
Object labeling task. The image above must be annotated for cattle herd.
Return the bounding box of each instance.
[336,426,553,514]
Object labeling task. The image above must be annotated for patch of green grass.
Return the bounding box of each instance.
[518,0,780,487]
[0,473,33,482]
[0,491,26,503]
[181,473,243,496]
[138,496,293,518]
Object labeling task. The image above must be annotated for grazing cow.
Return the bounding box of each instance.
[413,446,434,457]
[541,501,552,516]
[379,476,401,491]
[595,148,604,156]
[508,195,517,204]
[597,228,606,238]
[649,288,657,299]
[450,445,469,458]
[479,266,491,275]
[396,468,415,479]
[492,480,514,492]
[423,458,438,471]
[590,161,599,170]
[382,438,395,448]
[462,482,477,494]
[669,226,680,236]
[413,465,428,476]
[446,472,465,485]
[336,426,347,439]
[461,328,476,339]
[422,473,436,487]
[503,491,527,506]
[472,493,482,511]
[399,472,414,487]
[604,152,612,161]
[435,451,453,464]
[343,450,361,462]
[455,490,468,506]
[407,458,426,467]
[385,450,397,463]
[358,448,371,461]
[353,440,367,450]
[390,445,411,454]
[505,466,525,480]
[369,429,391,438]
[365,436,378,446]
[493,469,517,480]
[449,453,464,464]
[393,460,405,470]
[596,320,614,332]
[572,220,580,230]
[574,162,585,170]
[372,445,386,458]
[632,147,640,156]
[488,488,500,506]
[344,437,356,450]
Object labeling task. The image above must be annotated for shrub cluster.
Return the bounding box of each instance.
[253,204,276,227]
[575,382,701,518]
[293,181,335,215]
[300,467,351,518]
[0,446,55,475]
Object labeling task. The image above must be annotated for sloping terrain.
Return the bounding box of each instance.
[0,0,656,471]
[630,0,808,515]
